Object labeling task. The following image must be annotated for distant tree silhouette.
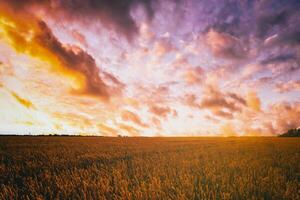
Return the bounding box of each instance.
[279,128,300,137]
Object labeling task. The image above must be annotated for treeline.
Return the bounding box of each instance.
[279,128,300,137]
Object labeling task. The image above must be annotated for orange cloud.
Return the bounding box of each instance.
[219,123,237,136]
[121,110,147,127]
[0,3,111,99]
[118,123,140,136]
[183,67,203,84]
[246,92,261,111]
[124,98,140,108]
[97,124,118,136]
[52,112,92,129]
[10,91,35,109]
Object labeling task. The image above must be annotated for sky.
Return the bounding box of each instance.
[0,0,300,136]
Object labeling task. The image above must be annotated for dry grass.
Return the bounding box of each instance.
[0,136,299,199]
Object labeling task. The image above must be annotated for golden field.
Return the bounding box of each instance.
[0,136,299,200]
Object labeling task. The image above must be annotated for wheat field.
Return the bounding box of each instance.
[0,136,299,200]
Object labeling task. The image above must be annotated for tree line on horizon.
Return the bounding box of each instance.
[279,128,300,137]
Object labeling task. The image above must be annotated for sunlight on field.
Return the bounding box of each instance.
[0,137,299,199]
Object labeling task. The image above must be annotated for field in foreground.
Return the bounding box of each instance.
[0,137,299,200]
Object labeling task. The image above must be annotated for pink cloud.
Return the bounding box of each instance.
[206,30,248,60]
[275,80,300,93]
[149,105,172,119]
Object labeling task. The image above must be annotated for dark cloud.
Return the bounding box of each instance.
[228,92,247,106]
[7,0,157,40]
[276,28,300,46]
[205,0,254,37]
[259,51,300,77]
[194,0,300,48]
[256,10,291,39]
[255,0,300,39]
[8,0,300,45]
[261,53,297,65]
[5,0,48,7]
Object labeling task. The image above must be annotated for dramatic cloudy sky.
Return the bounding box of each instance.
[0,0,300,136]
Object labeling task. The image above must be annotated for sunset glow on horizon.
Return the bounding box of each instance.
[0,0,300,136]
